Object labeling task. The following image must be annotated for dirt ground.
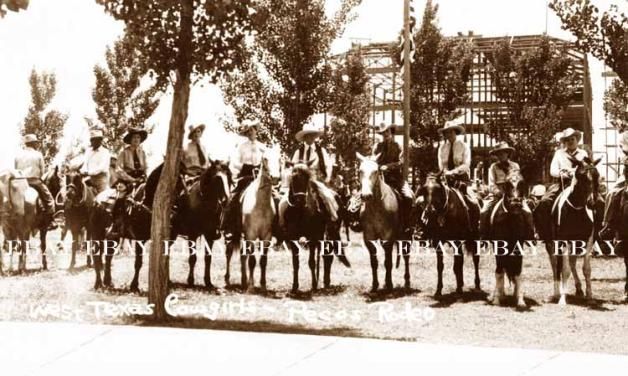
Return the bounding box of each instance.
[1,230,628,355]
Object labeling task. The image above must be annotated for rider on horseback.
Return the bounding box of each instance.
[14,134,56,229]
[182,123,209,180]
[373,122,414,237]
[222,119,266,241]
[115,127,148,188]
[437,116,479,231]
[81,129,111,195]
[479,142,533,238]
[534,128,587,230]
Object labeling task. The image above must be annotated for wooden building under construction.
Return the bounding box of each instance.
[338,33,592,183]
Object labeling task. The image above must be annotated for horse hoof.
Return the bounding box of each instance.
[544,295,559,304]
[455,287,463,295]
[434,289,442,298]
[490,297,500,306]
[516,302,527,311]
[370,285,378,293]
[558,296,567,306]
[385,283,393,291]
[129,283,139,293]
[187,277,194,287]
[575,289,584,298]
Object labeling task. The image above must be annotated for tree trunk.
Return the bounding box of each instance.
[148,0,193,321]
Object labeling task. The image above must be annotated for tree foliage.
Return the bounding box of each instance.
[221,0,361,152]
[22,69,68,165]
[550,0,627,84]
[0,0,28,17]
[603,79,628,132]
[325,49,371,175]
[92,35,161,153]
[401,0,474,174]
[488,36,579,182]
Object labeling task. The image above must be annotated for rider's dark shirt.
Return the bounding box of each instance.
[374,139,402,187]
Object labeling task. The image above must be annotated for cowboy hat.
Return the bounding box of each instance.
[23,134,38,144]
[559,128,582,143]
[89,129,104,139]
[123,127,148,144]
[530,184,546,197]
[489,141,515,156]
[437,116,465,135]
[238,119,260,136]
[375,122,396,134]
[187,123,206,139]
[296,122,323,142]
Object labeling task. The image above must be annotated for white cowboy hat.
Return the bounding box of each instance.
[123,127,148,144]
[437,116,465,135]
[559,128,582,143]
[23,134,38,144]
[375,122,396,134]
[238,119,260,136]
[530,184,546,197]
[187,123,206,139]
[89,129,104,139]
[489,142,515,156]
[295,122,323,142]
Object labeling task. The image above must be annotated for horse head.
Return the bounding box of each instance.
[356,152,381,200]
[502,172,527,214]
[420,171,448,217]
[569,156,601,203]
[288,163,312,208]
[199,161,231,207]
[65,170,85,206]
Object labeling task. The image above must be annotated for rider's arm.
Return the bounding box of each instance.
[449,141,471,176]
[230,142,244,175]
[550,150,562,178]
[437,144,445,171]
[37,154,45,179]
[91,149,110,176]
[323,148,333,183]
[115,149,135,182]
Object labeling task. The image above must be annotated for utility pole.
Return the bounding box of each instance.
[402,0,411,180]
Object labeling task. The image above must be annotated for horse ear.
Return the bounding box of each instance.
[593,157,602,166]
[372,153,381,161]
[356,152,365,161]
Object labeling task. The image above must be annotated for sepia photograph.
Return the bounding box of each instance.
[0,0,627,374]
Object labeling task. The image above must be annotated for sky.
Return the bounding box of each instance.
[0,0,623,171]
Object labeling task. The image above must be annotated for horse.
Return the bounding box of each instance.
[64,170,93,270]
[0,170,38,273]
[418,172,481,297]
[486,172,535,309]
[548,156,601,305]
[225,156,275,291]
[356,153,410,292]
[278,163,350,292]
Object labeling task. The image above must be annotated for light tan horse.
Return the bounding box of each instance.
[0,170,38,273]
[356,153,410,292]
[225,156,276,291]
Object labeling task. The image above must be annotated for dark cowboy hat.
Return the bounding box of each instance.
[437,116,465,135]
[187,123,206,140]
[23,134,38,144]
[489,142,515,156]
[123,127,148,144]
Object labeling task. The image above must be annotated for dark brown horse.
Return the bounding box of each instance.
[279,164,350,292]
[547,157,601,305]
[486,172,534,308]
[419,172,481,297]
[64,170,93,270]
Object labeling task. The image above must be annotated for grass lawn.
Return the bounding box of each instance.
[1,229,628,355]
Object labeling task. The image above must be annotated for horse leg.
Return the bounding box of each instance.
[239,240,248,289]
[225,241,233,286]
[84,229,92,268]
[291,243,299,292]
[435,248,444,297]
[469,241,481,291]
[384,243,393,291]
[247,245,256,291]
[623,242,628,301]
[19,239,27,273]
[366,241,379,292]
[546,241,560,302]
[558,244,571,306]
[491,272,505,306]
[260,242,268,291]
[308,244,317,291]
[569,255,583,298]
[453,246,464,294]
[40,229,48,270]
[104,248,113,288]
[69,229,77,270]
[583,246,592,302]
[188,241,197,287]
[403,251,410,290]
[203,238,213,289]
[93,243,103,290]
[130,242,142,292]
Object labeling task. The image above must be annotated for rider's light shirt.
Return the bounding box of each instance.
[182,140,209,174]
[549,147,588,178]
[438,138,470,176]
[81,146,110,177]
[116,145,148,181]
[14,146,44,179]
[291,142,333,182]
[488,160,520,195]
[230,139,266,176]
